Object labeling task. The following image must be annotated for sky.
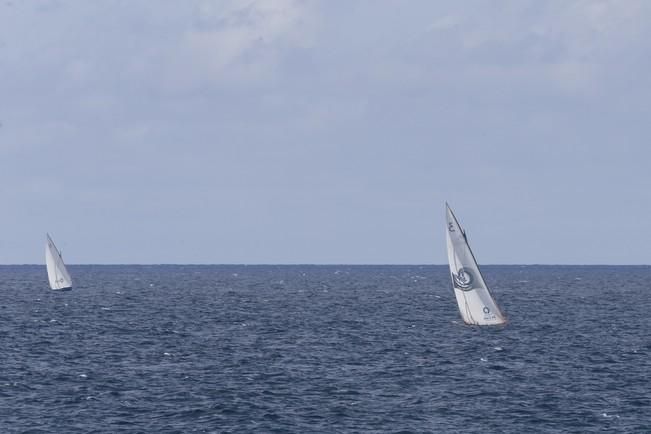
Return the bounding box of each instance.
[1,0,651,264]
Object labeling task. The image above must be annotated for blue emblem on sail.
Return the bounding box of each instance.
[452,268,474,290]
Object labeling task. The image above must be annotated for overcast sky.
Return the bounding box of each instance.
[1,0,650,264]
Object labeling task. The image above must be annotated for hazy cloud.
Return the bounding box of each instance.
[1,0,650,264]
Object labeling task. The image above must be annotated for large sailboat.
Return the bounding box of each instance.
[45,233,73,291]
[445,203,506,325]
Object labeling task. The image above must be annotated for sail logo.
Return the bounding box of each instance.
[452,268,474,290]
[448,222,455,232]
[482,306,497,320]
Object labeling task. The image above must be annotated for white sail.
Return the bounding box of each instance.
[445,203,506,325]
[45,234,72,290]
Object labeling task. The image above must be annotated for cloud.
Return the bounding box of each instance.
[150,0,317,90]
[392,0,651,94]
[2,1,651,263]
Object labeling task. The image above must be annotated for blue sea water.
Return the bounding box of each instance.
[0,265,650,433]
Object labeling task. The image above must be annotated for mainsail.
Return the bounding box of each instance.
[45,234,73,290]
[445,203,506,325]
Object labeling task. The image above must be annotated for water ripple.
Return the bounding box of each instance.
[0,265,650,432]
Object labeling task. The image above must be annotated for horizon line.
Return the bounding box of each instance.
[2,263,651,267]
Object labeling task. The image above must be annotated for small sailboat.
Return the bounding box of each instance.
[445,203,506,325]
[45,233,72,291]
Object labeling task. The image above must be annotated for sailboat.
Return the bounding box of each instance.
[445,203,506,325]
[45,233,73,291]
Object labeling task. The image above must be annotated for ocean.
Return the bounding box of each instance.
[0,265,649,433]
